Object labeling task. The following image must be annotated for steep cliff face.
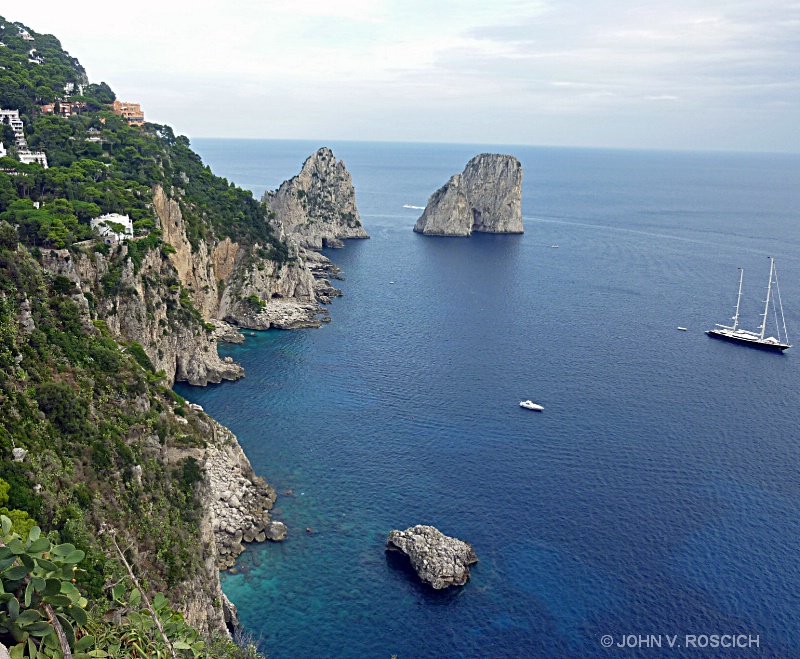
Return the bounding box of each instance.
[414,154,523,236]
[4,246,284,643]
[42,247,244,386]
[154,185,222,320]
[41,175,353,383]
[263,147,369,250]
[217,254,329,330]
[163,417,280,628]
[153,183,337,331]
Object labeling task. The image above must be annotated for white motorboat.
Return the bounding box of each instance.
[519,400,544,411]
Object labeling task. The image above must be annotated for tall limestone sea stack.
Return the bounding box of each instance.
[264,147,370,250]
[413,153,523,236]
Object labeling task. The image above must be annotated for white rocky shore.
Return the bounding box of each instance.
[386,525,478,589]
[165,418,285,573]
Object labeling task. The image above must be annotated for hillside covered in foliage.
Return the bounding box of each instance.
[0,15,278,659]
[0,17,287,259]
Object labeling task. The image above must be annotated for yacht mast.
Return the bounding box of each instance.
[760,257,775,340]
[774,261,790,344]
[732,267,743,331]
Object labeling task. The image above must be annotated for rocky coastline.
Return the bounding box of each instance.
[35,147,366,635]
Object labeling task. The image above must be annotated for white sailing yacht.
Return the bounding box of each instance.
[706,257,791,352]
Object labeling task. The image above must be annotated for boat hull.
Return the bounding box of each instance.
[705,330,790,352]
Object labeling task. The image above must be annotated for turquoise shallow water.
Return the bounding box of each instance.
[177,141,800,658]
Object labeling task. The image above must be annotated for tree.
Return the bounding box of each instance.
[0,176,17,214]
[84,81,115,104]
[0,221,17,250]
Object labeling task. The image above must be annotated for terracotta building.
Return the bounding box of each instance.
[111,100,145,126]
[40,102,86,117]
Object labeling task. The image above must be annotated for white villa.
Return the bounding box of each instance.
[0,108,49,168]
[18,151,48,167]
[0,109,26,148]
[91,213,134,243]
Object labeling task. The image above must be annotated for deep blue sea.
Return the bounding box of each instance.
[177,140,800,658]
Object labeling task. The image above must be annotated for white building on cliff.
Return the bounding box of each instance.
[0,108,49,167]
[91,213,134,244]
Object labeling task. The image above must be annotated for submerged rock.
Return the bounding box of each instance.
[386,525,478,589]
[414,153,523,236]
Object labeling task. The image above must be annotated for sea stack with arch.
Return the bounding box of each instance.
[413,153,523,236]
[263,147,369,250]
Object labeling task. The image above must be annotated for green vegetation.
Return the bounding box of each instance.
[0,21,86,115]
[0,14,289,265]
[0,517,257,657]
[0,14,271,658]
[0,226,262,659]
[245,294,265,311]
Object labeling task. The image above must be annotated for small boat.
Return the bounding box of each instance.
[519,400,544,411]
[550,245,559,248]
[403,204,425,210]
[677,327,687,331]
[706,257,791,352]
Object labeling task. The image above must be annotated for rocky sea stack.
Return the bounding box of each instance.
[386,525,478,589]
[264,147,370,250]
[413,153,523,236]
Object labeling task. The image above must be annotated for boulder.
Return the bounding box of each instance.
[265,521,287,542]
[386,525,478,589]
[414,154,523,236]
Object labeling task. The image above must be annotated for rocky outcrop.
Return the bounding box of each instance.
[153,183,337,331]
[386,525,478,589]
[413,154,523,236]
[152,410,285,634]
[42,247,244,387]
[40,173,356,383]
[199,422,281,570]
[263,147,369,250]
[216,248,329,330]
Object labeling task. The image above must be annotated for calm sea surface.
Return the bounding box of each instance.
[177,139,800,658]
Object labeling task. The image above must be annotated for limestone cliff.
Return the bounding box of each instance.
[153,183,339,331]
[39,182,352,385]
[154,186,223,320]
[413,154,523,236]
[10,247,283,642]
[42,247,243,387]
[263,147,369,250]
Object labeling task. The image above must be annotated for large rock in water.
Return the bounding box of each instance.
[263,147,369,250]
[386,525,478,589]
[413,154,523,236]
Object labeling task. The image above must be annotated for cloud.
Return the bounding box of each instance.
[9,0,800,150]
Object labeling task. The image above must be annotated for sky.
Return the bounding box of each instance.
[11,0,800,152]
